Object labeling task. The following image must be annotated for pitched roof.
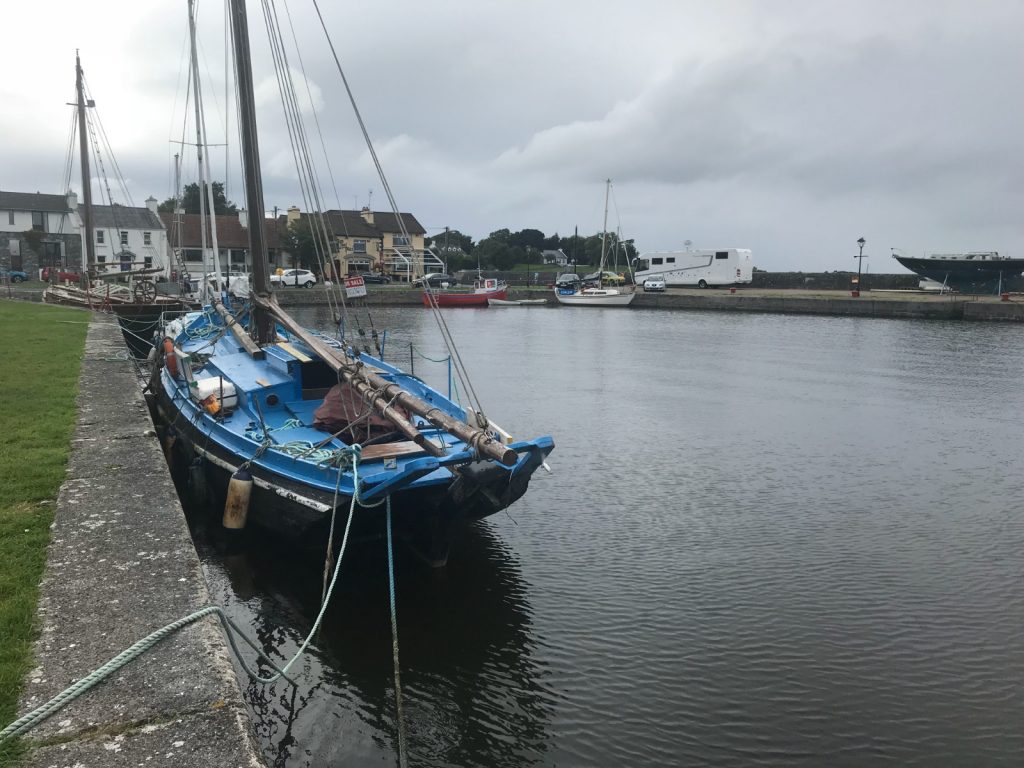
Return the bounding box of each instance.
[87,204,163,230]
[0,191,68,212]
[158,212,281,250]
[287,209,426,238]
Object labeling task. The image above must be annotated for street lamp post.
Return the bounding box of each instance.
[853,237,866,297]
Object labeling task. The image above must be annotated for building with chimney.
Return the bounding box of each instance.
[85,196,169,277]
[281,205,437,280]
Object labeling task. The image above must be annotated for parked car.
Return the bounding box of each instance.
[270,268,317,288]
[0,268,28,283]
[643,275,666,292]
[356,272,391,284]
[555,273,582,289]
[582,270,627,285]
[42,267,82,283]
[414,273,458,288]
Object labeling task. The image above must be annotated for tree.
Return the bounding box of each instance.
[425,228,475,254]
[280,218,318,270]
[509,228,545,251]
[158,181,238,215]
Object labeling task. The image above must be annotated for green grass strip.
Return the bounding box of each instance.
[0,301,88,766]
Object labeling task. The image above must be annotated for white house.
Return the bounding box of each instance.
[542,249,569,267]
[82,196,169,277]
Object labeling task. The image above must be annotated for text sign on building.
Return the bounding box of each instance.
[344,275,367,299]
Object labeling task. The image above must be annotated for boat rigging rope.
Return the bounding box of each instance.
[309,0,486,410]
[259,0,356,347]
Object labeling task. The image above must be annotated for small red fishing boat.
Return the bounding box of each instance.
[422,278,508,307]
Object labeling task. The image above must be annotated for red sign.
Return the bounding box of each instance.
[344,275,367,298]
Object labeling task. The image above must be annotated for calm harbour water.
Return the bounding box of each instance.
[188,305,1024,767]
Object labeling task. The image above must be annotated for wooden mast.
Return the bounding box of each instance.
[75,52,95,289]
[228,0,513,466]
[228,0,273,344]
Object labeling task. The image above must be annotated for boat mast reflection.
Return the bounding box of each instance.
[194,517,556,766]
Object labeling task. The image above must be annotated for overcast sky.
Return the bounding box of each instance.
[2,0,1022,271]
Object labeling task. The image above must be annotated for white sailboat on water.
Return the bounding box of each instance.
[554,179,636,307]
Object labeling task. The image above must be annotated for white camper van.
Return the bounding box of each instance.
[633,248,753,288]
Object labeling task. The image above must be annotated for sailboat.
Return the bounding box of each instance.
[44,54,183,312]
[151,0,554,566]
[554,179,636,307]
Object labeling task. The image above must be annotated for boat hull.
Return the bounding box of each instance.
[422,288,508,307]
[554,288,636,306]
[894,256,1024,293]
[488,298,548,306]
[154,385,549,566]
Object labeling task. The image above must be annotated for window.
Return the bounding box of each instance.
[97,230,105,244]
[7,211,13,226]
[715,251,729,260]
[143,231,151,246]
[651,257,663,266]
[393,235,409,247]
[98,254,106,264]
[144,256,152,268]
[353,239,367,254]
[666,257,675,263]
[31,211,45,232]
[120,231,128,246]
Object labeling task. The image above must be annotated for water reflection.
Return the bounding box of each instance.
[191,511,556,767]
[181,306,1024,766]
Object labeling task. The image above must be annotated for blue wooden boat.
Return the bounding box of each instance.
[154,303,553,565]
[152,0,553,566]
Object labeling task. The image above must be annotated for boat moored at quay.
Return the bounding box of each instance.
[152,0,554,566]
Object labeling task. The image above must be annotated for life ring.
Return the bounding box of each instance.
[162,338,179,378]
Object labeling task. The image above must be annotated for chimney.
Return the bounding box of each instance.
[360,206,374,225]
[145,195,158,214]
[238,208,248,229]
[66,190,78,211]
[287,205,301,225]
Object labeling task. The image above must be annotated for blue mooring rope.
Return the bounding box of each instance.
[386,498,409,768]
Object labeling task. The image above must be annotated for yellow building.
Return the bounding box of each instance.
[284,205,434,281]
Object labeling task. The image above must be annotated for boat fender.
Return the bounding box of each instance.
[223,468,253,530]
[162,338,179,379]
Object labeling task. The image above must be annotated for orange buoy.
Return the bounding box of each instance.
[162,338,178,378]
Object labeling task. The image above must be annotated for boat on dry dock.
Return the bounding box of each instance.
[893,251,1024,293]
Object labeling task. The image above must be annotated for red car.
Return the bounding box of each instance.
[42,267,82,283]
